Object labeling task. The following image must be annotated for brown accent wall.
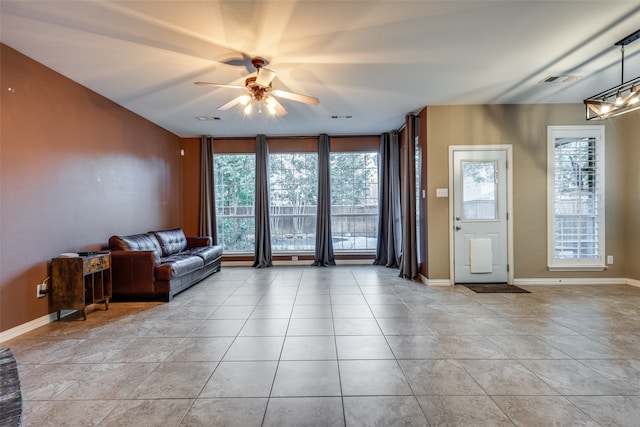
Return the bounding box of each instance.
[425,104,632,281]
[181,138,201,237]
[0,44,183,333]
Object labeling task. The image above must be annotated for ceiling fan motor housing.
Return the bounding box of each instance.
[245,76,272,101]
[251,58,266,69]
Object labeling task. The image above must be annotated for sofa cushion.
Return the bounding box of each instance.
[184,245,223,266]
[109,233,162,263]
[153,228,188,256]
[155,254,204,281]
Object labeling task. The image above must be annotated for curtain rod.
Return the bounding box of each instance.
[208,134,382,140]
[393,113,421,134]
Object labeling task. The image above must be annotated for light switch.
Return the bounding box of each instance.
[436,188,449,198]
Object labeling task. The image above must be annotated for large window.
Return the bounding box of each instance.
[214,154,255,252]
[547,126,605,270]
[330,152,379,251]
[270,153,318,252]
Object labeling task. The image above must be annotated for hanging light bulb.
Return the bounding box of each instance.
[615,91,624,106]
[244,103,252,115]
[600,98,611,114]
[266,97,276,115]
[239,94,251,105]
[629,86,639,105]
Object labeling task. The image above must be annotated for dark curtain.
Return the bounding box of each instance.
[313,134,336,266]
[253,134,273,268]
[199,135,217,243]
[374,132,401,267]
[399,115,419,279]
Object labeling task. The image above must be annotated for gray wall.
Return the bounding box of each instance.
[425,104,635,281]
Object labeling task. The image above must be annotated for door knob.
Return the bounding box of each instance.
[455,226,461,231]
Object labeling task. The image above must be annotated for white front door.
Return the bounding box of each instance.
[452,149,508,283]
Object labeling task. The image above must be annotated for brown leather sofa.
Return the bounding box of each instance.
[108,228,222,301]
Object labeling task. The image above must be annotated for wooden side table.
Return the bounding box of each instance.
[51,253,112,320]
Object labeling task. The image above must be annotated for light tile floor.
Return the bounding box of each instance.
[4,265,640,426]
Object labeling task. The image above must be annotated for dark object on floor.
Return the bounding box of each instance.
[462,284,531,293]
[0,348,22,427]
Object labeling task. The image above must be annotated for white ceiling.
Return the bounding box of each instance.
[1,1,639,138]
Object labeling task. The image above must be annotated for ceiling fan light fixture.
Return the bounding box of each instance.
[265,96,277,115]
[195,57,318,117]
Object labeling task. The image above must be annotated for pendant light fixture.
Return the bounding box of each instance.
[584,29,640,120]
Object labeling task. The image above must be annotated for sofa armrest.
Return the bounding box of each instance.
[186,236,212,248]
[111,250,157,295]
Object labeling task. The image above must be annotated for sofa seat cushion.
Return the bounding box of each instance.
[109,233,162,263]
[155,254,204,281]
[184,245,223,266]
[153,228,188,256]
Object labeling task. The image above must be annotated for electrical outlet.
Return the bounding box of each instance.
[36,284,44,298]
[292,255,299,261]
[607,255,614,265]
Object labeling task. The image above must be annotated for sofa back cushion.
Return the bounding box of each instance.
[153,228,188,256]
[108,233,162,263]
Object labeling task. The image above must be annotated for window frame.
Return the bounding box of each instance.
[269,151,318,253]
[213,153,256,254]
[330,151,380,253]
[547,125,605,271]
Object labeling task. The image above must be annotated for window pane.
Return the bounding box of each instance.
[330,152,379,251]
[547,125,604,270]
[462,161,497,220]
[214,154,255,252]
[270,153,317,252]
[553,136,599,260]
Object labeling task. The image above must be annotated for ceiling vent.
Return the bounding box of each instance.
[195,116,222,121]
[540,75,580,84]
[330,115,353,119]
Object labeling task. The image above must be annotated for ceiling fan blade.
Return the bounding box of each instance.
[221,53,257,73]
[194,82,244,89]
[271,98,288,116]
[272,89,320,105]
[255,68,276,87]
[218,96,247,111]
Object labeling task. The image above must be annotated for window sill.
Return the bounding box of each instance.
[547,266,606,272]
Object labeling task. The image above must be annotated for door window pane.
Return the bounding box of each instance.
[462,161,497,220]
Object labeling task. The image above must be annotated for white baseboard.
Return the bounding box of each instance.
[426,279,453,286]
[626,278,640,288]
[513,277,628,286]
[0,310,75,344]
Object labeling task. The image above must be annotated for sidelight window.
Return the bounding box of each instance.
[547,126,605,270]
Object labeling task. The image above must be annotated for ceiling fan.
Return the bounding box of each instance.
[194,58,319,116]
